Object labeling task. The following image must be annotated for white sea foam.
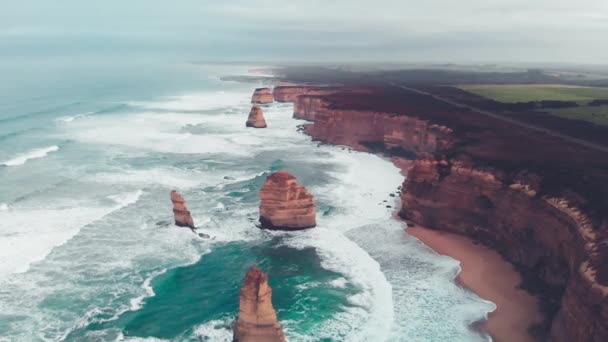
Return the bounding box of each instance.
[129,269,167,311]
[295,281,321,290]
[0,190,143,278]
[0,190,205,341]
[192,319,233,342]
[87,167,218,190]
[129,91,250,111]
[329,277,348,288]
[62,111,253,155]
[57,111,94,123]
[284,228,394,341]
[347,221,494,341]
[119,335,168,342]
[316,149,404,230]
[0,203,8,211]
[1,145,59,166]
[108,189,143,207]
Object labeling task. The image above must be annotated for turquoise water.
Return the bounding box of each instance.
[0,59,495,341]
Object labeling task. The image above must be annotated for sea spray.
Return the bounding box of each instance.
[56,111,95,123]
[0,190,143,278]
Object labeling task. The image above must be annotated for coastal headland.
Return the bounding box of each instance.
[251,69,608,341]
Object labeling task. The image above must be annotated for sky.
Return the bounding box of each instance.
[1,0,607,64]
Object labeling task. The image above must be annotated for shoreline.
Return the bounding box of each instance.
[269,73,608,341]
[405,225,545,342]
[315,137,546,341]
[255,79,548,340]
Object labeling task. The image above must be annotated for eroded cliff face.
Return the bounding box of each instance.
[233,266,286,342]
[273,86,339,103]
[170,190,195,229]
[292,88,375,121]
[399,159,608,341]
[251,88,273,104]
[296,90,608,341]
[246,106,267,128]
[259,171,316,230]
[293,95,330,121]
[302,106,453,156]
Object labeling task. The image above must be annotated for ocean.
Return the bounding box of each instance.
[0,59,495,341]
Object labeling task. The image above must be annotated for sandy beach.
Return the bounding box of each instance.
[406,226,545,342]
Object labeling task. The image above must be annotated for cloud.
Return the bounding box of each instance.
[1,0,606,63]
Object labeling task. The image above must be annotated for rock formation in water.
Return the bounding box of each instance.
[251,87,273,104]
[233,266,286,342]
[246,106,267,128]
[170,190,195,229]
[259,171,316,230]
[292,86,608,341]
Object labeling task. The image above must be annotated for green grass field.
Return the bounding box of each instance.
[544,105,608,127]
[459,84,608,103]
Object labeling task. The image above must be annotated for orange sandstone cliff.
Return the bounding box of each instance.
[273,85,340,103]
[259,171,316,230]
[400,158,608,342]
[251,88,273,104]
[233,266,286,342]
[170,190,195,229]
[294,86,608,341]
[293,91,453,155]
[246,106,267,128]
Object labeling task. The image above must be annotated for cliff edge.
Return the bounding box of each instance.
[294,85,608,341]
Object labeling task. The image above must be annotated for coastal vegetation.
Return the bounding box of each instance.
[458,84,608,103]
[543,105,608,127]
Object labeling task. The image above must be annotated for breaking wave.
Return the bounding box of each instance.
[1,145,59,166]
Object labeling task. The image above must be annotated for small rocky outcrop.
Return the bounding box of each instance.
[251,88,273,104]
[170,190,195,229]
[259,171,316,230]
[233,266,286,342]
[246,106,267,128]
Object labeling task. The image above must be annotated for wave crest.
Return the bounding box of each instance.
[2,145,59,166]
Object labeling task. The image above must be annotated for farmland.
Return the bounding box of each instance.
[459,84,608,103]
[544,105,608,127]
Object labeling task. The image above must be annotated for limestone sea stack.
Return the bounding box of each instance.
[233,266,286,342]
[246,106,267,128]
[259,171,316,230]
[170,190,195,229]
[251,87,273,104]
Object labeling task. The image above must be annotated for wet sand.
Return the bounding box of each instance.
[406,226,545,342]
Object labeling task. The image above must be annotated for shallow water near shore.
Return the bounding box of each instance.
[0,60,493,341]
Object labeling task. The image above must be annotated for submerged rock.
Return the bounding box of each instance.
[233,266,285,342]
[246,106,267,128]
[251,87,273,104]
[155,220,171,227]
[259,171,316,230]
[170,190,195,229]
